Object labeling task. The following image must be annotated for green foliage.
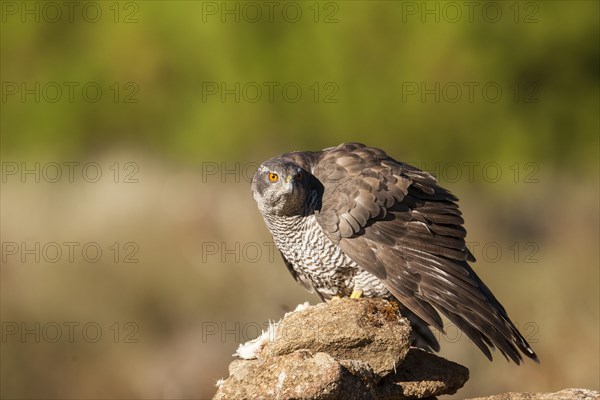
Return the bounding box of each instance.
[2,2,598,169]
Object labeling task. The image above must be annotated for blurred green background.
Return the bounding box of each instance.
[1,1,598,399]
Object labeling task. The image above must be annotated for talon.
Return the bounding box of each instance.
[350,290,363,299]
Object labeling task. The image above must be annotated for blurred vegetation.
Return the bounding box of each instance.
[1,1,599,399]
[2,1,598,167]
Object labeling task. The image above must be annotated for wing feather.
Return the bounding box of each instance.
[303,142,538,364]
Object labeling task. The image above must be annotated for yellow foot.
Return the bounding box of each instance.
[350,290,363,299]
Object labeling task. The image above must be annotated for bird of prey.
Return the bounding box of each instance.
[251,142,538,364]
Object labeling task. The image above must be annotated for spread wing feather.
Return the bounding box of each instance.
[283,142,537,364]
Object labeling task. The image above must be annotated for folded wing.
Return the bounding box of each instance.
[297,142,538,364]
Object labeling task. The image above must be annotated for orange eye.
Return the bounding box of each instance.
[268,172,279,182]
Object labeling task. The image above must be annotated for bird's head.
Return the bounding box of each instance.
[251,159,313,216]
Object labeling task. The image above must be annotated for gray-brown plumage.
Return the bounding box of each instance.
[251,142,538,364]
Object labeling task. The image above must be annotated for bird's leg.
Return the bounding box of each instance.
[350,289,363,299]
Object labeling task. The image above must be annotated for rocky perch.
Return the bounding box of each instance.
[214,298,469,399]
[213,298,600,400]
[468,389,600,400]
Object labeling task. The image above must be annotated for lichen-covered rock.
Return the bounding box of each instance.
[214,350,375,400]
[263,298,412,379]
[214,299,598,399]
[213,298,470,399]
[377,348,470,399]
[466,388,600,400]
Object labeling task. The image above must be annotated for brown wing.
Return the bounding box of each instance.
[307,143,538,364]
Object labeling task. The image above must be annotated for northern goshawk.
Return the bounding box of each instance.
[251,142,538,364]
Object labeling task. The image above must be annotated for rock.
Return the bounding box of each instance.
[263,298,412,379]
[214,298,470,399]
[377,348,469,399]
[465,388,600,400]
[214,299,599,399]
[214,350,375,400]
[215,347,470,400]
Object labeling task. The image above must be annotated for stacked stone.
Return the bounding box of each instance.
[214,298,469,400]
